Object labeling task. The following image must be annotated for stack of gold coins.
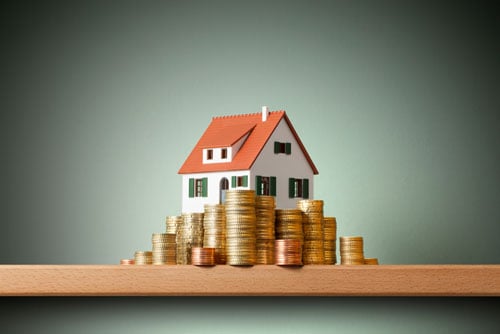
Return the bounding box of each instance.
[165,215,182,235]
[152,233,176,265]
[225,189,257,266]
[191,247,216,266]
[323,217,337,264]
[275,239,302,265]
[134,251,153,265]
[120,258,135,265]
[255,195,276,264]
[203,204,227,264]
[275,209,303,244]
[339,236,365,265]
[297,200,325,264]
[364,257,379,265]
[176,212,204,264]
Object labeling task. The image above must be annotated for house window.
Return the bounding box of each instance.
[189,177,208,198]
[206,149,213,160]
[221,148,227,159]
[288,178,309,199]
[274,141,291,155]
[261,177,270,195]
[231,175,248,188]
[256,175,276,196]
[195,179,203,197]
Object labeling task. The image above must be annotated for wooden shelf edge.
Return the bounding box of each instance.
[1,264,499,297]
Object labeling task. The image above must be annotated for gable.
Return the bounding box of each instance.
[178,110,318,175]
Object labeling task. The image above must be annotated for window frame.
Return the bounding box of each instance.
[206,149,213,160]
[274,141,291,155]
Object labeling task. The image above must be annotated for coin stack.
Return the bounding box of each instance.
[120,258,135,265]
[191,247,216,266]
[339,236,365,265]
[275,209,304,243]
[364,258,379,265]
[297,200,325,264]
[255,195,276,264]
[176,212,204,264]
[165,215,182,235]
[134,250,153,265]
[323,217,337,264]
[152,233,176,265]
[275,239,302,265]
[225,189,257,266]
[203,204,227,264]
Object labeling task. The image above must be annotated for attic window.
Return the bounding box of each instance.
[274,141,291,155]
[221,148,227,159]
[206,149,213,160]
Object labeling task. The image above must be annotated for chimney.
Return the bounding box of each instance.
[262,106,270,122]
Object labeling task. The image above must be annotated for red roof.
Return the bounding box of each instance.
[178,110,319,175]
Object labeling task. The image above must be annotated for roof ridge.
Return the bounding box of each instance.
[212,110,285,120]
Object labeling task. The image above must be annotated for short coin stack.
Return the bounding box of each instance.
[165,215,182,235]
[275,239,302,265]
[225,189,257,266]
[255,195,276,264]
[364,258,379,265]
[323,217,337,264]
[339,236,365,265]
[191,247,215,266]
[134,250,153,265]
[275,209,304,247]
[152,233,176,265]
[203,204,227,264]
[176,213,204,264]
[120,258,135,265]
[297,200,325,264]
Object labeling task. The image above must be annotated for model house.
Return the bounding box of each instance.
[178,107,319,213]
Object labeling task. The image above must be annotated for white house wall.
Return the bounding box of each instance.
[250,118,315,209]
[181,170,250,213]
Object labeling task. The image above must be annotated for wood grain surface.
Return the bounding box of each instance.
[1,265,499,296]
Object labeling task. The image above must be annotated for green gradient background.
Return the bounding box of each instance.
[2,1,500,333]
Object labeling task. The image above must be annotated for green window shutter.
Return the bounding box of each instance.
[231,176,236,188]
[188,178,194,198]
[285,142,291,155]
[202,177,208,197]
[302,178,309,199]
[288,178,295,198]
[255,175,262,195]
[274,141,280,154]
[242,175,248,187]
[270,176,277,196]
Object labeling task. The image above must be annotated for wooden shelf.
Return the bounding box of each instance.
[1,265,499,296]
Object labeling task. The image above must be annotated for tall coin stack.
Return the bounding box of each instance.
[134,250,153,265]
[166,215,182,235]
[323,217,337,264]
[176,212,204,264]
[275,209,304,248]
[152,233,176,265]
[225,189,257,266]
[255,195,276,264]
[297,200,325,264]
[339,236,365,265]
[203,204,227,264]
